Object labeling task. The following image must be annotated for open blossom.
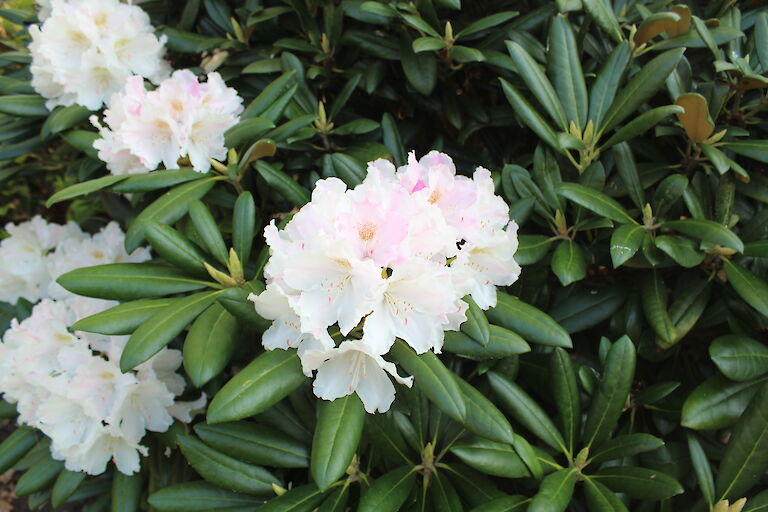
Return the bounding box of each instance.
[249,151,521,413]
[0,218,150,306]
[0,299,205,475]
[92,70,244,174]
[29,0,169,110]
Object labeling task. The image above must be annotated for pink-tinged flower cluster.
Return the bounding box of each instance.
[249,151,521,413]
[92,69,244,175]
[29,0,169,110]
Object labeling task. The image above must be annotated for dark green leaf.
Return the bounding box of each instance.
[551,240,587,286]
[259,483,327,512]
[178,435,279,495]
[57,263,213,301]
[723,259,768,317]
[548,15,587,128]
[15,458,63,497]
[254,160,310,206]
[194,422,309,468]
[0,427,37,474]
[681,375,767,430]
[499,78,561,151]
[454,376,515,444]
[391,340,466,422]
[208,350,306,423]
[488,372,566,453]
[120,290,224,371]
[72,298,175,335]
[189,200,229,265]
[610,224,645,267]
[148,481,264,511]
[184,303,240,388]
[591,467,683,500]
[506,41,567,129]
[51,470,85,507]
[487,292,572,348]
[143,220,209,276]
[450,438,530,478]
[311,395,365,490]
[443,327,530,360]
[556,183,636,224]
[0,94,48,117]
[551,348,580,455]
[687,433,715,505]
[582,336,636,449]
[46,175,129,207]
[111,471,143,512]
[582,477,628,512]
[528,468,578,512]
[663,219,744,252]
[358,466,416,512]
[589,433,664,464]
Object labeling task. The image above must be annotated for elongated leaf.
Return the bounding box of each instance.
[51,470,85,507]
[194,422,309,468]
[653,174,688,217]
[550,286,626,334]
[528,468,578,512]
[723,259,768,317]
[589,433,664,464]
[582,336,636,449]
[41,104,92,137]
[15,458,64,496]
[551,240,587,286]
[312,394,365,490]
[557,182,635,223]
[592,467,683,500]
[588,42,631,129]
[664,219,743,252]
[583,477,628,512]
[110,169,204,194]
[716,381,768,499]
[243,71,297,119]
[178,435,279,495]
[189,200,229,265]
[331,153,366,187]
[391,340,466,421]
[516,235,553,265]
[0,94,47,117]
[487,292,572,348]
[207,349,306,423]
[457,11,518,39]
[255,160,310,206]
[184,303,239,388]
[610,224,645,267]
[469,496,529,512]
[602,49,685,133]
[454,376,515,444]
[642,272,678,349]
[125,177,220,252]
[506,41,567,129]
[710,335,768,382]
[148,481,264,511]
[72,298,175,335]
[461,297,491,345]
[681,375,767,430]
[443,327,530,360]
[224,117,275,147]
[488,372,567,453]
[450,438,530,478]
[655,235,705,267]
[217,279,271,330]
[583,0,622,42]
[401,41,437,95]
[611,142,645,210]
[551,348,580,455]
[0,427,37,473]
[602,105,683,149]
[499,78,561,151]
[358,466,416,512]
[687,433,715,505]
[46,175,129,207]
[548,15,587,128]
[143,220,209,276]
[57,263,213,301]
[111,471,143,512]
[120,290,224,371]
[725,140,768,164]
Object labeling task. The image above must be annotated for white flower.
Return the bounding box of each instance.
[29,0,169,110]
[94,69,244,174]
[311,340,413,414]
[252,150,520,412]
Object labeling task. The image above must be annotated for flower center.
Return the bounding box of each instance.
[357,222,376,241]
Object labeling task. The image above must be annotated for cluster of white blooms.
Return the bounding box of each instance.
[0,217,149,306]
[36,0,149,20]
[0,299,205,475]
[0,217,204,474]
[92,70,244,174]
[250,151,521,413]
[29,0,169,110]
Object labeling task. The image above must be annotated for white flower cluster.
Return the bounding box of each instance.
[0,299,205,475]
[35,0,149,20]
[29,0,169,110]
[0,217,205,474]
[0,216,149,306]
[92,70,244,175]
[250,151,521,413]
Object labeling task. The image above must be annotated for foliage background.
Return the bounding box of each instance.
[1,0,768,510]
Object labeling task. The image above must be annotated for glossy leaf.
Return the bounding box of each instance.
[184,303,240,387]
[358,466,416,512]
[556,183,636,224]
[528,468,578,512]
[311,394,365,490]
[681,375,767,430]
[120,290,224,371]
[487,292,572,348]
[72,298,175,335]
[148,481,264,511]
[723,259,768,317]
[208,349,306,423]
[194,422,309,468]
[551,239,587,286]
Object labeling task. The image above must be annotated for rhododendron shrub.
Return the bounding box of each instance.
[250,151,520,412]
[2,0,768,509]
